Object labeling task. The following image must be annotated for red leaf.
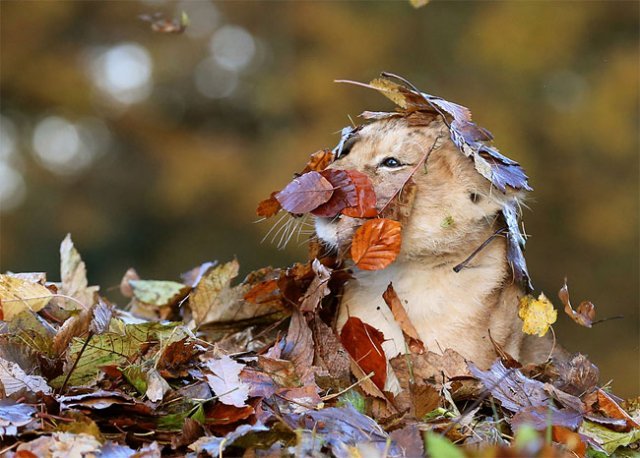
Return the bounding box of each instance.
[340,317,387,391]
[351,219,402,270]
[275,171,334,214]
[311,170,358,217]
[256,192,281,218]
[341,170,377,218]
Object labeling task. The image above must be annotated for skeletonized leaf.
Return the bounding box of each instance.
[340,317,387,391]
[518,293,557,337]
[0,357,52,396]
[275,171,334,214]
[558,279,596,328]
[0,275,52,321]
[59,234,98,310]
[203,355,250,408]
[351,218,402,271]
[341,170,377,218]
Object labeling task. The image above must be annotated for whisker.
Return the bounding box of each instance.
[261,212,288,244]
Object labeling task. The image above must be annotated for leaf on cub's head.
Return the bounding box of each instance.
[340,316,387,391]
[275,171,334,214]
[351,218,402,271]
[558,279,596,328]
[256,192,281,218]
[518,293,557,337]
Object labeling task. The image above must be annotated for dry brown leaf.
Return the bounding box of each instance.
[559,279,596,328]
[59,234,98,310]
[299,259,332,313]
[256,192,281,218]
[350,218,402,271]
[302,149,335,173]
[595,388,639,431]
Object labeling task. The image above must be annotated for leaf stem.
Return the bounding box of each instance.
[59,330,93,393]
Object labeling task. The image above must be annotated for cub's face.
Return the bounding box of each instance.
[315,116,520,260]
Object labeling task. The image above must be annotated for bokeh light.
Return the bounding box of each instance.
[210,25,256,72]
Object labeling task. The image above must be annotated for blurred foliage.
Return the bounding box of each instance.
[0,1,637,396]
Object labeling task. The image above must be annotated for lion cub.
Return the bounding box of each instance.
[315,116,529,369]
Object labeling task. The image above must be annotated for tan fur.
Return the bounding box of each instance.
[315,117,530,368]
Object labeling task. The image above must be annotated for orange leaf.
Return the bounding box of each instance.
[382,282,424,353]
[552,426,586,457]
[596,388,640,430]
[341,170,377,218]
[340,316,387,391]
[256,192,281,218]
[351,218,402,270]
[302,149,335,173]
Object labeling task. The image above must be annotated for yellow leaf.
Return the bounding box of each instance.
[0,274,52,321]
[409,0,430,8]
[369,78,408,109]
[518,293,557,337]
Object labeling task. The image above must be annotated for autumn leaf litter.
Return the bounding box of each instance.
[0,75,637,458]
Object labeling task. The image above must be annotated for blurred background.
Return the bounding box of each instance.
[0,1,638,396]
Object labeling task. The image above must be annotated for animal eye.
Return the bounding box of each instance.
[380,157,402,168]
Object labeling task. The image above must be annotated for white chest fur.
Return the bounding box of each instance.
[336,241,510,362]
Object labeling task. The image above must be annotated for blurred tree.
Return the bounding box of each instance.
[0,1,637,396]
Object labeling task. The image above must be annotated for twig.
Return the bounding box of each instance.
[60,331,93,393]
[591,315,624,326]
[453,228,507,273]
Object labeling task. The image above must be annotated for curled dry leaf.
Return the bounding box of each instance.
[299,259,332,313]
[518,293,557,337]
[302,149,335,173]
[382,282,424,354]
[350,218,402,271]
[275,171,334,214]
[256,192,281,218]
[558,279,596,328]
[340,316,387,391]
[59,234,99,310]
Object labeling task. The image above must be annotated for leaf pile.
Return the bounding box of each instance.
[1,235,638,458]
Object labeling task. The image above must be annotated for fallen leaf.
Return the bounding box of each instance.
[350,218,402,271]
[510,405,583,431]
[203,355,250,408]
[0,274,52,321]
[119,268,139,298]
[188,259,239,326]
[129,280,190,307]
[552,426,587,457]
[0,356,52,397]
[279,309,316,385]
[425,432,465,458]
[340,317,387,391]
[579,420,640,454]
[311,316,351,381]
[17,433,102,458]
[299,259,332,313]
[59,234,98,310]
[0,399,36,436]
[558,279,596,328]
[382,282,425,353]
[595,388,639,431]
[189,423,268,456]
[302,149,335,173]
[146,369,170,402]
[256,192,282,218]
[341,170,378,218]
[554,353,599,397]
[275,171,334,214]
[518,293,557,337]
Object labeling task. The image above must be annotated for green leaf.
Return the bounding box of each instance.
[337,390,366,414]
[129,280,190,307]
[424,432,465,458]
[580,421,640,455]
[122,364,147,395]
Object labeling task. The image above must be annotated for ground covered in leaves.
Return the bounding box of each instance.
[0,233,638,458]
